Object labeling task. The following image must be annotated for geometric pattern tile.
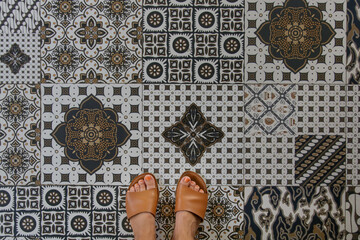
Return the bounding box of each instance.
[297,85,346,135]
[143,84,244,185]
[41,84,142,185]
[244,186,346,239]
[156,186,244,240]
[0,0,40,33]
[243,136,294,186]
[0,33,40,83]
[346,0,360,84]
[0,84,41,185]
[245,0,346,83]
[347,85,360,186]
[244,84,297,135]
[295,135,346,188]
[346,187,360,239]
[40,0,142,83]
[143,0,244,83]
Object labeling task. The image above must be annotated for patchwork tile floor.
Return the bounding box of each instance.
[0,0,359,239]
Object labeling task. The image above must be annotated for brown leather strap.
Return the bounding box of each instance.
[126,188,159,219]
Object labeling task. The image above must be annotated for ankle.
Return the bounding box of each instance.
[130,213,156,240]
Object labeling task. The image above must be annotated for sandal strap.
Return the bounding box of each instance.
[126,188,158,219]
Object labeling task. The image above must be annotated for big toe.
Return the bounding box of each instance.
[180,176,191,187]
[144,174,156,190]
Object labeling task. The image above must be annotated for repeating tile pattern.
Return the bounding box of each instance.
[346,187,360,239]
[245,0,346,83]
[297,85,346,135]
[244,84,297,136]
[41,84,142,185]
[40,0,142,83]
[346,0,360,84]
[143,84,244,185]
[347,85,360,186]
[243,136,294,186]
[0,33,40,83]
[143,0,244,83]
[295,135,346,188]
[0,0,40,33]
[0,84,41,185]
[156,186,244,240]
[244,187,346,239]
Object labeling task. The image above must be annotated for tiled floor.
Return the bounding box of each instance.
[0,0,359,239]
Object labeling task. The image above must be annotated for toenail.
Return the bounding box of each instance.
[145,175,152,181]
[184,177,190,183]
[139,180,144,183]
[191,181,195,185]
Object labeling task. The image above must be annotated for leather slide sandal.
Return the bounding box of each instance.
[175,171,208,221]
[126,173,159,220]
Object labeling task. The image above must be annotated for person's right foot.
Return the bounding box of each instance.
[172,176,205,240]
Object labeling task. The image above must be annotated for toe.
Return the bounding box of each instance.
[199,189,204,193]
[195,185,200,192]
[135,183,140,192]
[144,175,156,190]
[190,181,196,190]
[139,180,146,191]
[180,176,191,187]
[129,186,135,192]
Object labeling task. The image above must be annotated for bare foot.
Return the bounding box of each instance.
[128,175,157,240]
[172,176,205,240]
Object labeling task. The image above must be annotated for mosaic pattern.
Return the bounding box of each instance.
[143,84,244,185]
[244,84,297,136]
[346,0,360,84]
[346,187,360,239]
[143,0,244,83]
[0,0,40,33]
[41,84,142,185]
[0,84,41,185]
[245,0,346,83]
[244,187,346,239]
[40,0,142,83]
[243,136,294,186]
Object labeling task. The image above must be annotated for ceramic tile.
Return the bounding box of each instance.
[297,85,346,135]
[143,0,244,83]
[245,0,346,83]
[347,85,360,186]
[0,0,40,33]
[40,0,142,83]
[346,187,360,239]
[156,185,244,240]
[0,33,40,83]
[244,186,346,239]
[0,84,41,185]
[243,136,294,186]
[346,0,360,84]
[41,84,142,185]
[143,84,244,185]
[244,84,297,136]
[295,135,346,188]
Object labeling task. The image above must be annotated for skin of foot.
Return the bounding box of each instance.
[172,176,205,240]
[128,175,157,240]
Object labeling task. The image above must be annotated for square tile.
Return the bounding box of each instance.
[40,0,142,83]
[297,85,346,134]
[0,84,41,185]
[346,0,360,84]
[41,84,142,185]
[245,0,346,83]
[143,1,244,83]
[0,34,40,83]
[244,84,297,135]
[243,136,294,185]
[143,84,244,185]
[346,187,360,239]
[244,186,345,239]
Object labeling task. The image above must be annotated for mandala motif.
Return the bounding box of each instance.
[104,0,132,25]
[51,95,131,174]
[1,94,30,124]
[1,147,33,182]
[162,103,224,166]
[256,0,336,73]
[0,44,31,74]
[51,45,80,73]
[51,0,80,22]
[74,16,108,50]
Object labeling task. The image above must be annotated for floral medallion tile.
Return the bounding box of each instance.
[143,0,244,83]
[245,0,346,83]
[244,84,297,136]
[0,0,40,33]
[346,0,360,84]
[143,84,244,185]
[0,84,41,185]
[40,0,142,83]
[41,84,142,185]
[346,187,360,239]
[243,136,294,186]
[244,186,346,239]
[0,33,40,83]
[297,85,346,135]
